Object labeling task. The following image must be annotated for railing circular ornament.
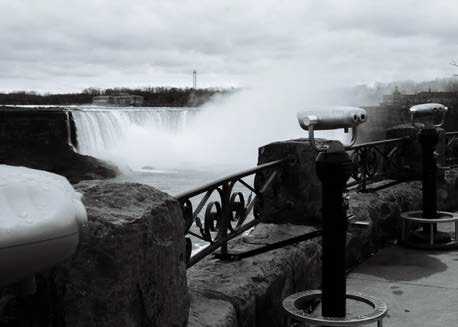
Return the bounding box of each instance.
[283,290,387,326]
[383,142,409,173]
[229,192,245,231]
[174,157,288,267]
[203,201,222,242]
[365,147,379,177]
[351,147,379,181]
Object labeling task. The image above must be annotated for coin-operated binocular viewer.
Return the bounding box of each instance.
[282,107,387,326]
[0,165,87,298]
[400,103,458,249]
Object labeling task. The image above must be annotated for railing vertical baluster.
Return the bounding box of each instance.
[346,137,410,192]
[220,182,231,258]
[445,132,458,165]
[361,148,367,192]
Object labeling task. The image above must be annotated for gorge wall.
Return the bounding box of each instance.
[0,107,117,183]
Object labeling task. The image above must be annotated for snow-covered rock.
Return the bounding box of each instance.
[0,165,87,287]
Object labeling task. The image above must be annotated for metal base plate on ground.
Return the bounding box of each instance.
[282,290,387,326]
[400,211,458,250]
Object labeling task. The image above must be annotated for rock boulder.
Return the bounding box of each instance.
[1,182,189,327]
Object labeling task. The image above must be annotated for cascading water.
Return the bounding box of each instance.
[71,107,197,171]
[64,111,77,152]
[70,82,352,176]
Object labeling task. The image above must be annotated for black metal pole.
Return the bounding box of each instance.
[220,182,231,257]
[418,126,439,233]
[316,146,353,318]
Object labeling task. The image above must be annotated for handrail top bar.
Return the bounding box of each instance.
[348,136,411,150]
[446,131,458,136]
[174,158,289,200]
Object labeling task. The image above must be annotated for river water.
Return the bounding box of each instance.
[70,106,258,253]
[70,106,252,194]
[28,104,348,252]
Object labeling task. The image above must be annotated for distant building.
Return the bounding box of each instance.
[92,93,144,106]
[382,87,458,107]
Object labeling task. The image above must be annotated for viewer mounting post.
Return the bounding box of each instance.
[400,103,458,249]
[316,140,352,317]
[419,125,439,233]
[283,107,387,326]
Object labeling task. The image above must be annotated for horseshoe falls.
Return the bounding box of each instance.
[71,107,199,172]
[70,106,252,218]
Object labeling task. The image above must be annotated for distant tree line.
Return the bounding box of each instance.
[0,87,237,107]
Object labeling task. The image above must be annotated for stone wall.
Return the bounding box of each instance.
[187,224,322,327]
[187,168,458,327]
[254,139,322,225]
[0,107,117,183]
[188,137,458,326]
[0,182,189,327]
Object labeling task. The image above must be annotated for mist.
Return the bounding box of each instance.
[87,64,359,171]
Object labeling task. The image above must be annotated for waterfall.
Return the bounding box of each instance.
[64,111,77,151]
[71,107,198,170]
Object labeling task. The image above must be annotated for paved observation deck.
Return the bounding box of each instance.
[347,230,458,326]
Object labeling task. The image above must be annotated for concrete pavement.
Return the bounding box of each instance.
[347,245,458,326]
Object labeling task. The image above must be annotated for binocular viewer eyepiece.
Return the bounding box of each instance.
[297,107,367,131]
[409,103,447,128]
[409,103,447,115]
[297,106,367,151]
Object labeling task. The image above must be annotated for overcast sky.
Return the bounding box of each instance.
[1,0,457,92]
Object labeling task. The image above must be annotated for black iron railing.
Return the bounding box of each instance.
[445,131,458,166]
[175,158,290,268]
[346,136,413,192]
[175,131,457,268]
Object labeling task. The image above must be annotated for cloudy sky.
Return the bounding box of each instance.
[1,0,457,92]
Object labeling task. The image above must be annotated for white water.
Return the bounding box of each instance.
[71,98,350,173]
[70,68,355,173]
[71,107,199,171]
[69,91,351,253]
